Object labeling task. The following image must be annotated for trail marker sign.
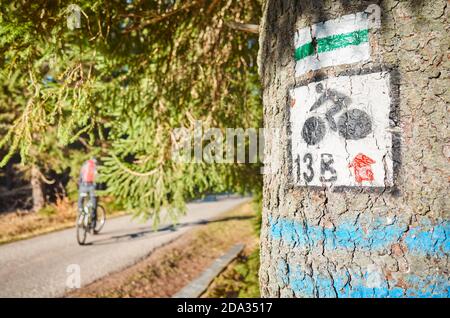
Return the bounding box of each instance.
[294,5,381,76]
[289,71,393,188]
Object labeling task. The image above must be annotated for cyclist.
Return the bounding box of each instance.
[77,158,98,229]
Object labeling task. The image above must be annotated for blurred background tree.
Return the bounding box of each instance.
[0,0,263,220]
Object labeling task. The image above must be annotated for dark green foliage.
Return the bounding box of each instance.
[0,1,263,220]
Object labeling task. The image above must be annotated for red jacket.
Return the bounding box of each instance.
[79,159,97,184]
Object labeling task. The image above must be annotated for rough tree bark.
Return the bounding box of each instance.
[258,0,448,297]
[30,165,45,212]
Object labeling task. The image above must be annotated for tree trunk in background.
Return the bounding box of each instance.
[258,0,448,297]
[31,165,44,212]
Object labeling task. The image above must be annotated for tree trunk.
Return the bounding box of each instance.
[258,0,448,297]
[31,165,44,212]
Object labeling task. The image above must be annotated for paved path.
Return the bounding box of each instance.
[0,197,248,297]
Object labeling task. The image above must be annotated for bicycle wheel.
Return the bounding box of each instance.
[337,109,372,140]
[94,205,106,234]
[302,116,326,146]
[76,213,88,245]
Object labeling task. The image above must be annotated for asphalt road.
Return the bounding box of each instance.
[0,196,249,297]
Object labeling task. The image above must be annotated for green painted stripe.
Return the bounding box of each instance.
[294,29,369,61]
[318,29,369,53]
[294,42,315,61]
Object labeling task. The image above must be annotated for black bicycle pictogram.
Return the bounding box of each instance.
[302,83,373,146]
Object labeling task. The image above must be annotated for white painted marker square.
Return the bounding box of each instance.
[289,71,393,188]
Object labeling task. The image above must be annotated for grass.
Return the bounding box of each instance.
[202,245,260,298]
[201,196,262,298]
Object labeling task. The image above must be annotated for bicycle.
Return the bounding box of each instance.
[76,193,106,245]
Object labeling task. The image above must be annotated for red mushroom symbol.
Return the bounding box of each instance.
[348,153,376,183]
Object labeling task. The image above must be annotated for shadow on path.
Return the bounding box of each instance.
[85,215,253,246]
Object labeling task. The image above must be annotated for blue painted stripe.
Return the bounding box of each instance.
[277,261,449,298]
[269,216,449,257]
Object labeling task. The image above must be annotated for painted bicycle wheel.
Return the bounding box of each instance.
[337,109,372,140]
[301,116,326,146]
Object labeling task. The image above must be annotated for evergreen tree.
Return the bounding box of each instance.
[0,0,263,219]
